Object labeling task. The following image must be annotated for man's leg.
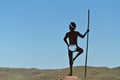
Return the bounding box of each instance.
[68,50,73,76]
[73,47,83,62]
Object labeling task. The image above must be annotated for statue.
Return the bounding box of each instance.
[63,22,89,76]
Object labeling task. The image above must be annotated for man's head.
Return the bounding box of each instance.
[69,22,76,31]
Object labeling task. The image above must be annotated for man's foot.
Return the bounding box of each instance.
[73,53,81,62]
[67,73,72,76]
[73,58,75,63]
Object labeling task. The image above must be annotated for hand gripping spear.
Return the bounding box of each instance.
[84,9,90,80]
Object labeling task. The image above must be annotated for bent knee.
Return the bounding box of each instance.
[78,48,83,53]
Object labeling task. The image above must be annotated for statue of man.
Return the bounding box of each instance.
[64,22,89,76]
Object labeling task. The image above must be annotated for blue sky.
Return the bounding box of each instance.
[0,0,120,69]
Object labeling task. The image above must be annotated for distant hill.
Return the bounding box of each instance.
[0,66,120,80]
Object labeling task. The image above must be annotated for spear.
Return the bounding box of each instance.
[84,9,90,80]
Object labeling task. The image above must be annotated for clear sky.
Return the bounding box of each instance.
[0,0,120,69]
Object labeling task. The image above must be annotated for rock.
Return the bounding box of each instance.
[58,76,81,80]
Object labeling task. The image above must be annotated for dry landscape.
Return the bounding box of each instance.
[0,66,120,80]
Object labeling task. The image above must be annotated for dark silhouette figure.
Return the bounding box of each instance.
[64,22,89,76]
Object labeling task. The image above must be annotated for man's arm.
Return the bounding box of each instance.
[79,29,89,38]
[63,34,69,46]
